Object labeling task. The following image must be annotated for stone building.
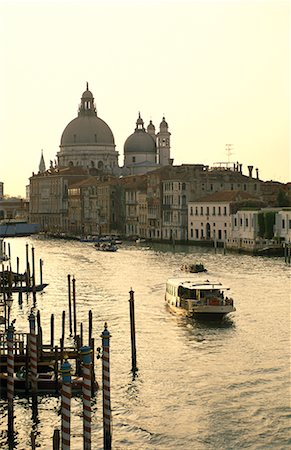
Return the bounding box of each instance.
[29,166,90,232]
[188,190,263,243]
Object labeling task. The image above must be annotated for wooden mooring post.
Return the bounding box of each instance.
[67,274,73,336]
[72,276,77,339]
[52,429,60,450]
[31,246,36,304]
[50,314,54,350]
[129,289,137,373]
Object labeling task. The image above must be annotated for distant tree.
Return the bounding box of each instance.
[276,190,290,207]
[257,213,265,238]
[264,211,276,239]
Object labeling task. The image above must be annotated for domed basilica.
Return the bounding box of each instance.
[55,83,173,176]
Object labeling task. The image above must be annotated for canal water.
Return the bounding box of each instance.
[0,237,290,449]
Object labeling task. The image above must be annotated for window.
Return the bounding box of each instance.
[195,229,199,238]
[195,207,198,216]
[190,229,194,238]
[200,206,203,215]
[206,206,209,215]
[132,157,136,163]
[213,206,216,215]
[190,207,193,216]
[223,206,227,216]
[282,219,285,229]
[218,207,221,215]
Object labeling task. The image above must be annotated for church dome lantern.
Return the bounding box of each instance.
[60,83,114,146]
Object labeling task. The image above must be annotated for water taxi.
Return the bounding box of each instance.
[165,277,236,320]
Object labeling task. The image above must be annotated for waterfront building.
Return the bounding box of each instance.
[227,207,291,251]
[274,208,291,242]
[0,196,29,221]
[188,190,263,243]
[121,175,147,238]
[29,166,90,232]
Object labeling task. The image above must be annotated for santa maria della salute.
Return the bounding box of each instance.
[28,83,290,248]
[56,82,172,176]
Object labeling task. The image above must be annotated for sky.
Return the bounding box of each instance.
[0,0,289,197]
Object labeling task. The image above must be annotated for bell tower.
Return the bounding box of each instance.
[156,117,171,166]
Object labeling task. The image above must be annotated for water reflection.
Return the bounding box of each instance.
[0,237,290,449]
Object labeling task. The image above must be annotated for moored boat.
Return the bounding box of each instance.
[165,277,236,320]
[94,242,118,252]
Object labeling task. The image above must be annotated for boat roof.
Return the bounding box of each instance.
[166,278,230,290]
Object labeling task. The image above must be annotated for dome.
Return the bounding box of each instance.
[81,89,94,99]
[61,115,115,146]
[160,117,168,129]
[124,130,156,154]
[147,120,155,132]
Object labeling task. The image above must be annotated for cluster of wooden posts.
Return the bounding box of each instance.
[0,240,138,449]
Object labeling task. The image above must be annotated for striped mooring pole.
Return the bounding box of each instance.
[60,357,72,450]
[101,323,112,450]
[28,311,38,393]
[7,323,15,439]
[80,345,92,449]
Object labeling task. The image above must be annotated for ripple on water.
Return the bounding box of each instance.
[0,238,290,449]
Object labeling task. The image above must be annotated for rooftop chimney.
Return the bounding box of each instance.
[248,165,253,178]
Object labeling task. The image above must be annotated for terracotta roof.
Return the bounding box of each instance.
[195,190,260,203]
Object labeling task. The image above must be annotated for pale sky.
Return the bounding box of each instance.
[0,0,289,197]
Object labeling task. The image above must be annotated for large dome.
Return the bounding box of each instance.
[60,83,115,146]
[61,116,115,146]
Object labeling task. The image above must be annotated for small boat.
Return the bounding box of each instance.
[165,277,236,320]
[94,242,118,252]
[0,283,48,294]
[136,238,146,244]
[181,263,207,273]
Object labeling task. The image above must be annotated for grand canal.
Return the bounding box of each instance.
[0,236,290,449]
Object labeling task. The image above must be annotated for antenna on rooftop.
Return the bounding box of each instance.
[225,144,233,164]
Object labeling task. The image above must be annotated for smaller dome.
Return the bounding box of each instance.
[160,117,168,129]
[124,130,156,154]
[147,120,155,131]
[82,82,94,99]
[82,89,94,99]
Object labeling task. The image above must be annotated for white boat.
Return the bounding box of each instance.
[165,277,236,320]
